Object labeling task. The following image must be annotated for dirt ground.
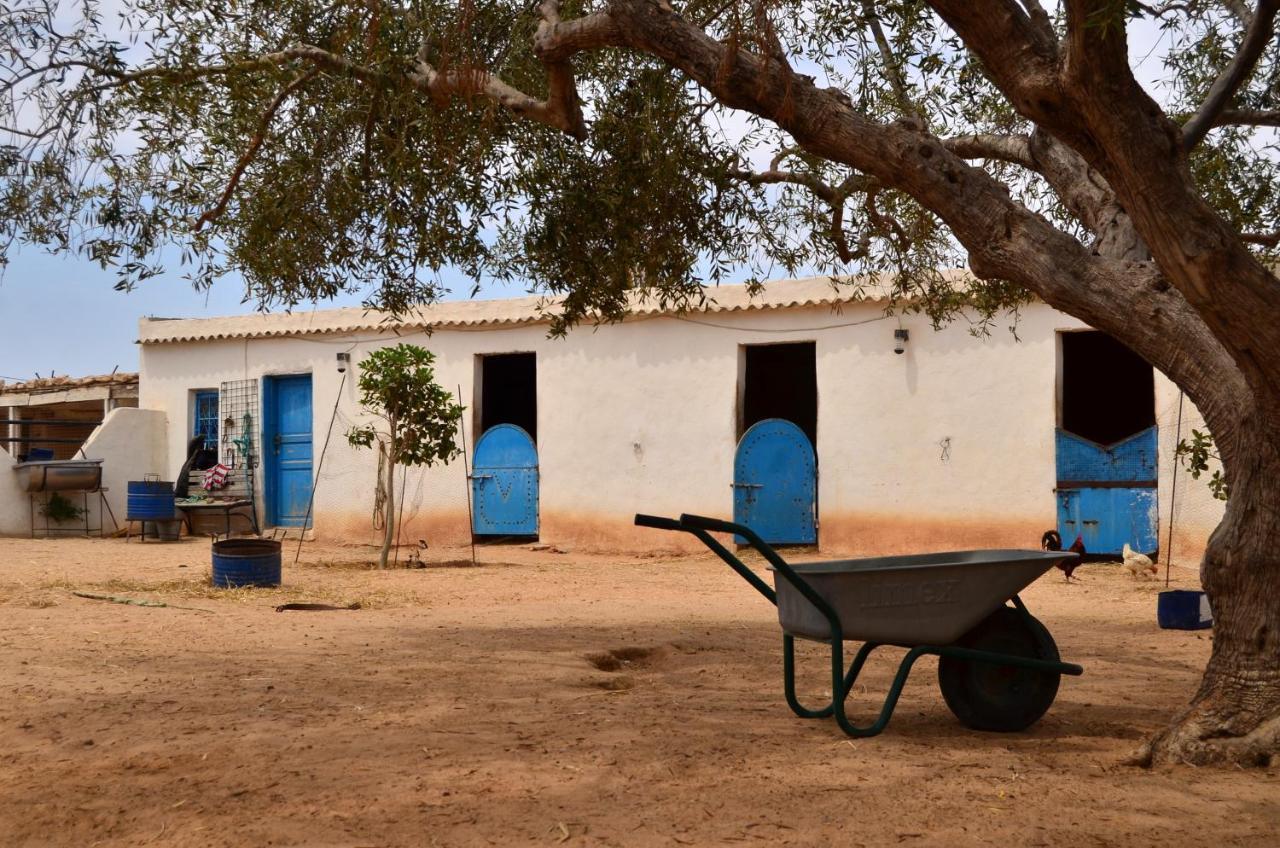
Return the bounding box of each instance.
[0,535,1275,847]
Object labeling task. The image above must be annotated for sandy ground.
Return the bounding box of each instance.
[0,535,1275,847]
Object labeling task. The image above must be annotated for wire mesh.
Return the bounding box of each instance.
[219,379,260,470]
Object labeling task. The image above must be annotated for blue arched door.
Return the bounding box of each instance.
[471,424,539,535]
[733,419,817,544]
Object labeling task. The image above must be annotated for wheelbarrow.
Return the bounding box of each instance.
[635,513,1083,737]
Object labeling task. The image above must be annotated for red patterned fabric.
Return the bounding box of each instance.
[202,463,230,491]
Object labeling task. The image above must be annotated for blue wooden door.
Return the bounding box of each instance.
[1055,427,1158,555]
[265,375,313,527]
[733,419,816,544]
[471,424,538,535]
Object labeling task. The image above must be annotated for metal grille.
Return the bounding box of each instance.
[194,390,219,450]
[218,379,260,470]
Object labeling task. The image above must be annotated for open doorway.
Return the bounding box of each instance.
[739,342,818,444]
[1055,330,1159,556]
[734,342,818,545]
[477,352,537,442]
[1059,331,1154,444]
[471,353,539,538]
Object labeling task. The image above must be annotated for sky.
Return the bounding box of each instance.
[0,11,1184,383]
[0,247,508,382]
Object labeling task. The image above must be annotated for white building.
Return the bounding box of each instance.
[129,277,1223,562]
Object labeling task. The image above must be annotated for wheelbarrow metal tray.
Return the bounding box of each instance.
[772,549,1076,644]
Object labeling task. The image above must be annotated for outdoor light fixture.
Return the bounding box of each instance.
[894,328,910,355]
[336,352,351,373]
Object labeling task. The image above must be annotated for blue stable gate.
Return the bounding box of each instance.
[471,424,539,536]
[733,418,817,545]
[1055,427,1159,556]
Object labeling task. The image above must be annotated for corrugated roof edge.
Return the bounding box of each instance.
[136,272,973,345]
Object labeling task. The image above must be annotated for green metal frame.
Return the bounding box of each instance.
[635,513,1084,738]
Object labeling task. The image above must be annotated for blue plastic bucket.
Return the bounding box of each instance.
[211,538,281,588]
[127,479,175,521]
[1157,590,1213,630]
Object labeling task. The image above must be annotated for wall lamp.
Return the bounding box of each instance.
[336,352,351,373]
[893,328,910,355]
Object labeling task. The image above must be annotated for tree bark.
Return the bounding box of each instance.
[379,429,397,570]
[1136,422,1280,766]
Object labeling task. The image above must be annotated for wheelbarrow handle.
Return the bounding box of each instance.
[634,513,684,531]
[679,513,845,644]
[633,512,778,605]
[678,514,749,536]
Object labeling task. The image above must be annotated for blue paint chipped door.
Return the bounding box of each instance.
[471,424,538,535]
[264,375,313,527]
[1055,427,1158,555]
[733,418,817,545]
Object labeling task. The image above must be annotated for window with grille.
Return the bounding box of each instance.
[193,390,219,450]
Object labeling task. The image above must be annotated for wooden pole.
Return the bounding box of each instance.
[457,386,477,568]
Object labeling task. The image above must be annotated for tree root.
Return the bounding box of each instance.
[1128,709,1280,768]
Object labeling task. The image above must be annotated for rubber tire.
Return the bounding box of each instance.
[937,607,1061,732]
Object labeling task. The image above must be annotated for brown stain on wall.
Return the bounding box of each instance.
[309,507,1214,562]
[312,507,706,553]
[818,512,1050,557]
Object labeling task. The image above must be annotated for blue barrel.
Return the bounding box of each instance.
[127,479,175,521]
[211,538,282,588]
[1157,590,1213,630]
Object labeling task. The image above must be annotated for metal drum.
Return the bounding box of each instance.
[211,538,282,588]
[15,460,103,492]
[142,519,182,542]
[127,479,175,521]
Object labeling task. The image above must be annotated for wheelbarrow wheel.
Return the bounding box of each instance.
[937,607,1061,732]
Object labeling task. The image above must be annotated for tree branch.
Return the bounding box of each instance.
[194,68,319,231]
[534,0,588,140]
[942,133,1036,169]
[728,165,875,204]
[1213,108,1280,127]
[606,0,1241,421]
[1223,0,1257,27]
[860,2,921,118]
[1019,0,1057,43]
[1242,231,1280,247]
[926,0,1061,117]
[1182,0,1280,149]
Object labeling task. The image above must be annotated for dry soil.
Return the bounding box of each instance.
[0,536,1275,847]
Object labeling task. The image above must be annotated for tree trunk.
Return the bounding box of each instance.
[1136,426,1280,767]
[378,431,397,570]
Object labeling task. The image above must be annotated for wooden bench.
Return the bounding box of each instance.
[176,464,260,536]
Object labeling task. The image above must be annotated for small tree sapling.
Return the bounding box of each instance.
[346,344,464,569]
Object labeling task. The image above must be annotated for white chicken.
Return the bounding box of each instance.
[1122,543,1158,579]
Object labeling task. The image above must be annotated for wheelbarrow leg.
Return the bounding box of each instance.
[830,646,932,738]
[783,635,880,720]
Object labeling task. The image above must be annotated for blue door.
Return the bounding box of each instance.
[471,424,538,535]
[264,375,313,527]
[733,419,816,545]
[1055,427,1158,555]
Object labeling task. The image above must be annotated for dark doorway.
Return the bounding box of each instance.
[1059,331,1154,445]
[740,342,818,445]
[478,353,537,441]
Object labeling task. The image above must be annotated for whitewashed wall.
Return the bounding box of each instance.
[0,448,28,535]
[136,299,1225,561]
[81,408,169,532]
[0,407,168,536]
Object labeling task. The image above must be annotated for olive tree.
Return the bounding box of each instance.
[4,0,1280,765]
[347,343,464,568]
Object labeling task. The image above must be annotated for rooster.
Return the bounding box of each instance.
[1042,530,1084,581]
[1122,543,1158,579]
